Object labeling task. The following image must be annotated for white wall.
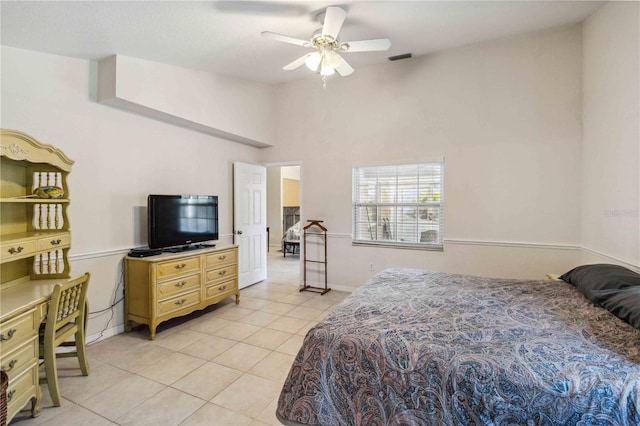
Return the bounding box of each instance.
[1,46,261,339]
[281,166,300,181]
[264,24,585,288]
[266,167,282,247]
[98,55,274,147]
[581,2,640,268]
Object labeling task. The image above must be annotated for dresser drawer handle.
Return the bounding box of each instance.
[174,280,187,288]
[219,285,227,291]
[0,328,16,341]
[50,239,62,246]
[174,263,187,270]
[7,389,15,403]
[218,255,227,261]
[174,298,187,306]
[1,359,18,373]
[7,246,24,255]
[218,270,227,276]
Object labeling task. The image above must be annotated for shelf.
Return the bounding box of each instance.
[0,198,70,204]
[1,129,74,424]
[0,230,69,242]
[1,129,74,284]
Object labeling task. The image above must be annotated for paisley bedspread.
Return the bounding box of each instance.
[276,268,640,426]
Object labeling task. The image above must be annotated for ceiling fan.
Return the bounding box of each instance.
[262,6,391,86]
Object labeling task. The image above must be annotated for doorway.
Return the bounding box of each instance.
[266,164,301,283]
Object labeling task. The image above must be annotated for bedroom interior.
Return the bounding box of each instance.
[1,0,638,425]
[267,165,301,257]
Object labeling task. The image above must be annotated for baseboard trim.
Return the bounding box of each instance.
[86,324,125,346]
[443,238,580,251]
[326,233,352,239]
[321,235,638,272]
[69,239,636,273]
[325,233,581,251]
[300,281,353,293]
[70,247,130,261]
[327,284,354,293]
[70,237,236,262]
[580,246,640,272]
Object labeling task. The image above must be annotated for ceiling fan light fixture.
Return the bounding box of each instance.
[320,61,335,76]
[262,6,391,87]
[305,52,322,71]
[325,50,342,68]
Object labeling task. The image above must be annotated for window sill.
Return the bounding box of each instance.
[352,241,444,251]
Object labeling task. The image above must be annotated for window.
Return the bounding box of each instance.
[352,161,443,250]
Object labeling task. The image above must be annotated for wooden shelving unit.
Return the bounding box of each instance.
[300,220,330,295]
[1,129,75,423]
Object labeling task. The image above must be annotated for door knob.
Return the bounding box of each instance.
[237,230,243,235]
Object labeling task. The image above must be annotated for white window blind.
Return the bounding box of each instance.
[352,162,443,250]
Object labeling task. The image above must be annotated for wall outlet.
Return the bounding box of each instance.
[369,263,374,271]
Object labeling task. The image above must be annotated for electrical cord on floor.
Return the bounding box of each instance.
[86,261,124,345]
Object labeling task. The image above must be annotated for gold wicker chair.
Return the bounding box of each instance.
[39,273,90,406]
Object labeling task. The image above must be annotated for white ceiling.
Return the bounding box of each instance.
[0,1,604,85]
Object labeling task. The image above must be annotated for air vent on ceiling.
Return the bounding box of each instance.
[388,53,412,61]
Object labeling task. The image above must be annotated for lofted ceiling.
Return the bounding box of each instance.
[0,1,604,85]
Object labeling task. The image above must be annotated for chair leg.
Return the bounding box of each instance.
[75,329,89,376]
[43,342,61,406]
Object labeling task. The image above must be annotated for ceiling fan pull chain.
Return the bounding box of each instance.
[322,75,327,89]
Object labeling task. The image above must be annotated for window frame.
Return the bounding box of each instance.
[352,159,444,251]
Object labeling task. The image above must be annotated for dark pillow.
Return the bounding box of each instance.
[559,264,640,301]
[592,286,640,329]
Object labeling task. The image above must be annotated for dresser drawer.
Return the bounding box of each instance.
[157,256,200,280]
[205,249,237,269]
[5,364,39,421]
[157,273,201,299]
[37,232,70,251]
[0,307,38,354]
[205,279,237,300]
[157,290,201,317]
[204,265,236,285]
[0,338,38,380]
[0,239,37,262]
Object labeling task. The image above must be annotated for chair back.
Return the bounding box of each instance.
[45,273,90,347]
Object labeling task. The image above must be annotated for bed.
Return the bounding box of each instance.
[276,267,640,425]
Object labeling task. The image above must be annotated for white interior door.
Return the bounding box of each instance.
[234,162,267,289]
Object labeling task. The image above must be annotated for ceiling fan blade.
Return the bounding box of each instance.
[344,38,391,52]
[262,31,310,47]
[283,53,312,71]
[322,6,347,40]
[335,56,354,77]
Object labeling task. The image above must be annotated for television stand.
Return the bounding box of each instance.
[125,245,239,339]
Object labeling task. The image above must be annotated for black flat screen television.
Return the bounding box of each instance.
[148,194,218,251]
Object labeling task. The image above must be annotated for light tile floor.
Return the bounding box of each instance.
[11,250,348,426]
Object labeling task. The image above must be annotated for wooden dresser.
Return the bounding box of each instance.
[124,245,239,339]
